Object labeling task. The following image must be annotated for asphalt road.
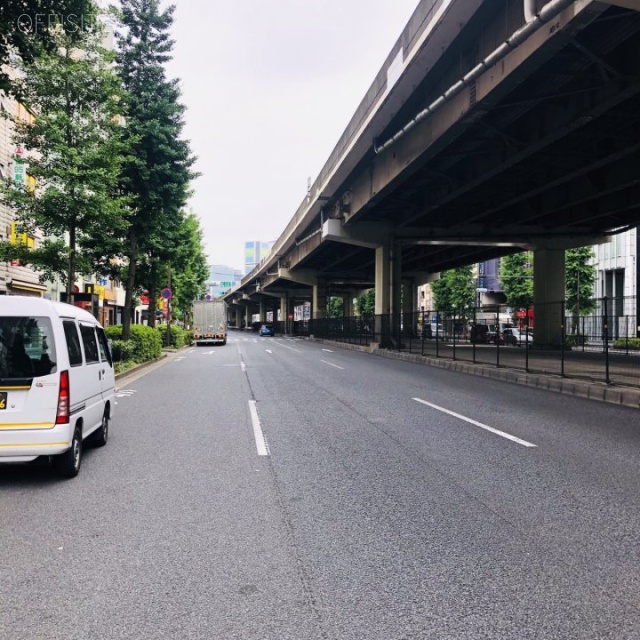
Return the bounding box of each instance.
[2,332,640,639]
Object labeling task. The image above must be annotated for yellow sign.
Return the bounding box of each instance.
[9,222,35,249]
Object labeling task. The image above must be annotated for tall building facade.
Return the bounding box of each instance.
[244,241,272,275]
[0,89,47,297]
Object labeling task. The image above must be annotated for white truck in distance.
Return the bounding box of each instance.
[192,299,227,346]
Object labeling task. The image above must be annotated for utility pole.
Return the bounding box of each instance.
[166,262,172,348]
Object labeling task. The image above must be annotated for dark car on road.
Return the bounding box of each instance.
[259,324,274,337]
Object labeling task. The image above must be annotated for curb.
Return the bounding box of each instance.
[114,353,168,381]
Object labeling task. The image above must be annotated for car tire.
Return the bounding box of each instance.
[53,426,82,478]
[92,409,109,447]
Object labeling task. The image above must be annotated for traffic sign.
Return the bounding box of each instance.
[161,288,172,300]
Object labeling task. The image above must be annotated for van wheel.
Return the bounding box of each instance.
[92,409,109,447]
[53,427,82,478]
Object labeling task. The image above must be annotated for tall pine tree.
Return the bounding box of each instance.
[115,0,197,338]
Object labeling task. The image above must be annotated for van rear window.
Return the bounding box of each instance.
[0,316,57,378]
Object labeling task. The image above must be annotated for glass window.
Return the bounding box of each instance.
[63,320,83,367]
[79,324,99,364]
[0,316,57,378]
[96,327,113,367]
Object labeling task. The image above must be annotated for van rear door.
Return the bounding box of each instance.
[0,315,59,429]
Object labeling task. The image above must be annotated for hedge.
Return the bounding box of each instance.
[105,324,162,361]
[156,324,189,348]
[613,337,640,351]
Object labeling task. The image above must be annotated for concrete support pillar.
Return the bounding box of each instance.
[280,296,288,334]
[259,299,265,322]
[374,245,391,315]
[288,297,295,334]
[312,284,327,320]
[244,305,251,330]
[375,244,391,345]
[343,293,354,318]
[404,278,417,336]
[390,242,403,343]
[533,248,565,347]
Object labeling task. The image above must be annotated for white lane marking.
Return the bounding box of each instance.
[320,359,344,370]
[322,348,334,353]
[241,361,246,372]
[116,389,136,397]
[412,398,537,448]
[265,349,273,354]
[248,400,270,456]
[274,340,302,352]
[206,350,216,355]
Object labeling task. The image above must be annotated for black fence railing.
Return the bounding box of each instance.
[308,297,640,388]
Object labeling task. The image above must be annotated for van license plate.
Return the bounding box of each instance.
[0,392,6,410]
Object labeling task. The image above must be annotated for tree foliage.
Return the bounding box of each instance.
[0,23,129,296]
[169,212,209,318]
[326,296,343,318]
[356,289,375,316]
[0,0,97,95]
[115,0,197,338]
[499,251,534,309]
[431,265,475,315]
[566,246,597,320]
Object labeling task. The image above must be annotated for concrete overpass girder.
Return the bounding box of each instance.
[322,219,393,248]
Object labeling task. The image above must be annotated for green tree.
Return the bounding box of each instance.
[499,251,534,309]
[0,0,97,95]
[431,265,475,316]
[115,0,197,339]
[164,212,209,320]
[326,296,343,318]
[566,246,596,333]
[0,24,129,298]
[356,289,375,316]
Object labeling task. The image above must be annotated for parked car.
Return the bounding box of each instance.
[502,327,533,346]
[259,324,274,337]
[470,324,490,344]
[0,296,115,478]
[430,322,444,338]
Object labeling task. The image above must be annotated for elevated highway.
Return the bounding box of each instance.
[224,0,640,346]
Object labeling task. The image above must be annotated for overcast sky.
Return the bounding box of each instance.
[165,0,421,271]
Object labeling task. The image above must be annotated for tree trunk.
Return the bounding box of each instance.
[66,225,76,303]
[122,231,138,341]
[148,277,157,329]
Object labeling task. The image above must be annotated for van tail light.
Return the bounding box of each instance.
[56,370,70,424]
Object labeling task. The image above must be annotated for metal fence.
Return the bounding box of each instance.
[308,296,640,388]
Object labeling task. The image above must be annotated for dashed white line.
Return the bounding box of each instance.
[412,397,537,447]
[265,349,273,354]
[241,361,246,372]
[274,340,302,352]
[248,400,270,456]
[320,359,344,370]
[322,348,334,353]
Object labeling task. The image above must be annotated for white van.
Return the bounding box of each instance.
[0,296,115,478]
